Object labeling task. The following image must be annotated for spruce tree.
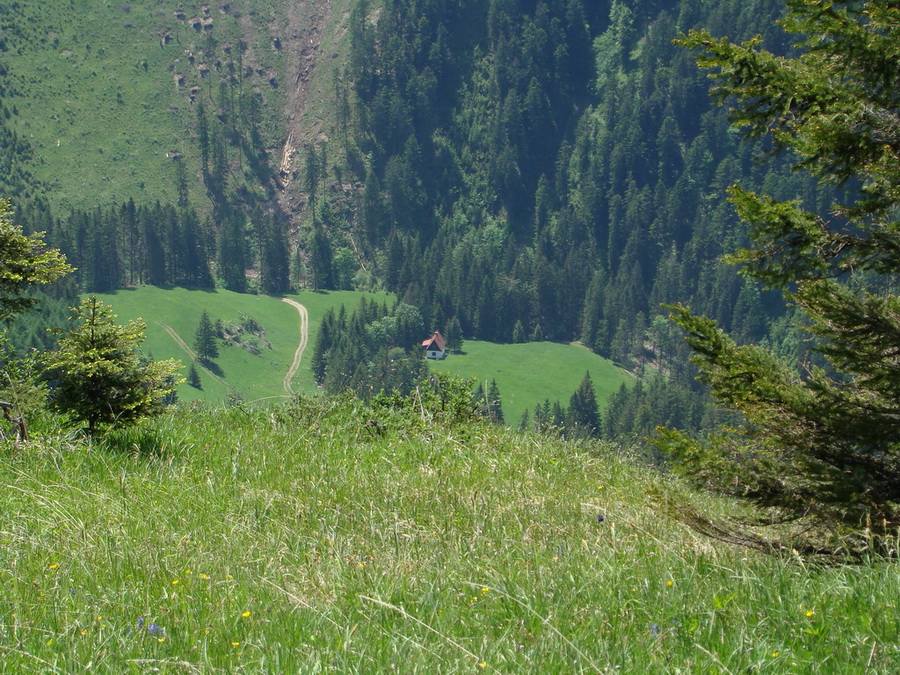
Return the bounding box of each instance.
[45,297,181,433]
[567,372,600,438]
[487,378,504,424]
[0,199,71,321]
[444,316,463,352]
[194,310,218,362]
[657,1,900,555]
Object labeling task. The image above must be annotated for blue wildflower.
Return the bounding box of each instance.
[597,514,605,523]
[136,616,145,629]
[650,623,661,636]
[147,623,165,636]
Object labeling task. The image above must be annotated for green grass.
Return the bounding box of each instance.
[92,286,388,403]
[2,399,898,672]
[429,340,633,426]
[4,0,288,211]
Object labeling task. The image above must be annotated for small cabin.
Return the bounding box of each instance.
[422,331,447,360]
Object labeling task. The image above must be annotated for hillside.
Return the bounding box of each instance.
[93,286,388,402]
[0,0,852,441]
[2,399,897,671]
[429,340,632,427]
[0,0,351,213]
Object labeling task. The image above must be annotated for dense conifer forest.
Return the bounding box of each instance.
[0,0,845,438]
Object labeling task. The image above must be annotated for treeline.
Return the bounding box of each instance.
[335,0,838,437]
[311,298,429,398]
[12,199,294,295]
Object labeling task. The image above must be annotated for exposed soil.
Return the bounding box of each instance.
[281,298,310,395]
[276,0,337,199]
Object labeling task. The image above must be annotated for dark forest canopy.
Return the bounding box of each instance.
[1,0,845,438]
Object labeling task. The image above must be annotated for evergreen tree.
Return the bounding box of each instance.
[44,297,181,433]
[0,199,71,321]
[567,371,600,438]
[658,1,900,555]
[444,315,463,352]
[487,378,504,424]
[511,319,526,344]
[194,310,218,362]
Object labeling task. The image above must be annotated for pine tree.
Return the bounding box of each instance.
[487,378,504,424]
[0,199,71,321]
[444,315,463,352]
[44,297,182,433]
[567,371,600,438]
[657,1,900,555]
[193,310,218,362]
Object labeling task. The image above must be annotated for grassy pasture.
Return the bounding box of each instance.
[429,340,633,426]
[1,400,898,672]
[92,286,387,403]
[3,0,288,211]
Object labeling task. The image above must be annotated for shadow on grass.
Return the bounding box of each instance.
[97,427,171,459]
[199,359,225,378]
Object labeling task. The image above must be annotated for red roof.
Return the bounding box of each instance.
[422,331,446,351]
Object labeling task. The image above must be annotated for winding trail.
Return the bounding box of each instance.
[157,322,231,390]
[281,298,309,395]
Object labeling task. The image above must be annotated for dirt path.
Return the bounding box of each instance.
[281,298,309,395]
[157,322,231,390]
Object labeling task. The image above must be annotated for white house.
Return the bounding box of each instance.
[422,331,447,360]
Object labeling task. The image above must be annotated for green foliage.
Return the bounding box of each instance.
[660,0,900,555]
[193,310,219,362]
[11,401,900,670]
[44,297,182,432]
[0,199,71,321]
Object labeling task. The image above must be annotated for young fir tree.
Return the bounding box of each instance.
[567,372,600,439]
[194,310,219,362]
[444,316,463,353]
[45,297,182,433]
[657,0,900,556]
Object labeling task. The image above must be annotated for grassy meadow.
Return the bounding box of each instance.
[429,340,632,426]
[4,0,288,211]
[1,398,898,672]
[92,287,388,403]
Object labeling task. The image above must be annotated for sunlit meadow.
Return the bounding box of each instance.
[1,397,898,672]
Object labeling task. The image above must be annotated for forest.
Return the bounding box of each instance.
[0,0,849,438]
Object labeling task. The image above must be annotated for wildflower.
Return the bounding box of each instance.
[157,637,166,643]
[184,569,192,575]
[241,611,251,618]
[48,563,58,570]
[805,610,815,618]
[666,580,674,587]
[597,514,605,523]
[650,623,661,636]
[147,624,165,636]
[479,662,488,669]
[171,579,180,586]
[772,651,780,658]
[597,485,604,490]
[199,573,210,580]
[80,630,87,636]
[232,641,240,647]
[481,587,490,595]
